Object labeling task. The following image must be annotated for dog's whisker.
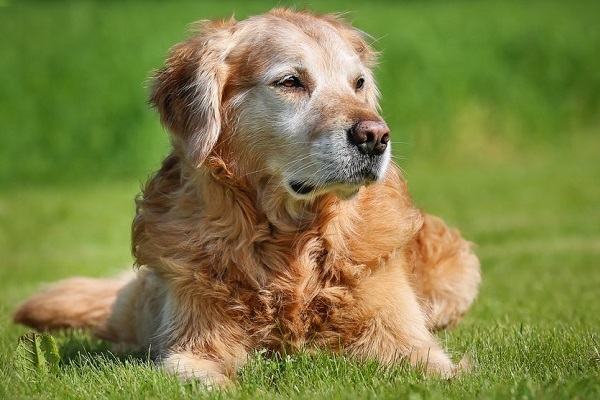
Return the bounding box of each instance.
[390,140,410,146]
[261,156,318,191]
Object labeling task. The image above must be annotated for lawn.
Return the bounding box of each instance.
[2,0,600,398]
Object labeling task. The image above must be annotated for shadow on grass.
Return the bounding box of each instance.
[53,329,151,369]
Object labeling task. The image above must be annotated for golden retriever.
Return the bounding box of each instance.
[14,9,481,386]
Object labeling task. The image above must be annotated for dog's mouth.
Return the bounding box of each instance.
[288,177,374,200]
[285,152,390,200]
[290,181,316,195]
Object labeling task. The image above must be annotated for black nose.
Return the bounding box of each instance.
[348,120,390,156]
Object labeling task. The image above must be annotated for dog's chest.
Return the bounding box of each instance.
[232,259,364,351]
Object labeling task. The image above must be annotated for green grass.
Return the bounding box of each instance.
[2,0,600,398]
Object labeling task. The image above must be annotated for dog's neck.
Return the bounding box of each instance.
[201,154,343,228]
[132,152,421,287]
[133,152,346,278]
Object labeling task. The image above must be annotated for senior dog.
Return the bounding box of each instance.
[14,9,480,386]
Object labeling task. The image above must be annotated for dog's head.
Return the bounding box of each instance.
[151,9,391,200]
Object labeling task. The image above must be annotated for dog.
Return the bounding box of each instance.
[14,8,481,386]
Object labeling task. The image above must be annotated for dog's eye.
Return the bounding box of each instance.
[355,77,365,90]
[277,76,304,90]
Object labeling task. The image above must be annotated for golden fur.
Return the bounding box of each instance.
[14,9,481,386]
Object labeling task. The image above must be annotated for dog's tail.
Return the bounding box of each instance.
[13,273,134,337]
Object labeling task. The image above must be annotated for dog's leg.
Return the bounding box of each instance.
[150,289,250,387]
[409,214,481,330]
[157,340,247,387]
[160,351,234,388]
[93,268,165,346]
[347,255,456,377]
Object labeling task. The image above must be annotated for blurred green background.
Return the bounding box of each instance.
[2,0,599,187]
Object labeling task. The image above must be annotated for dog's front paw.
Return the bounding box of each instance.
[161,352,232,388]
[409,346,457,379]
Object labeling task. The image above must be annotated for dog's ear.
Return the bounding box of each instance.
[150,19,235,167]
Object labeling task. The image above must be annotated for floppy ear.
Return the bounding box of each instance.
[150,19,235,167]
